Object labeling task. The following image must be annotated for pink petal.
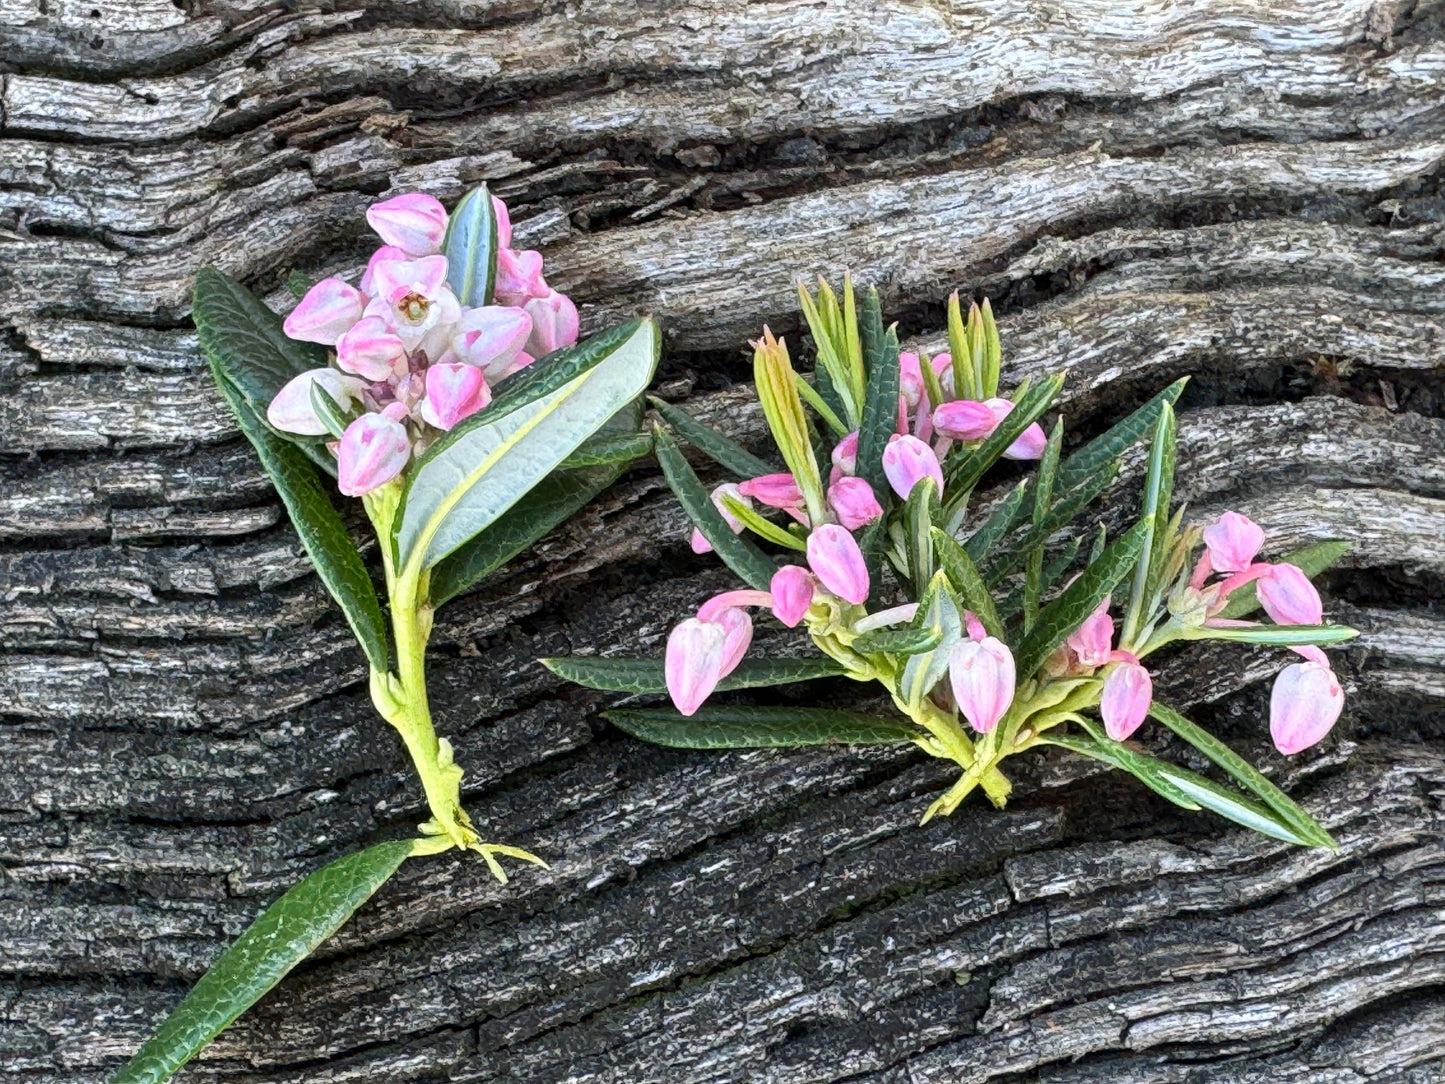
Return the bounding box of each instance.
[1258,563,1324,625]
[336,413,412,496]
[949,636,1016,733]
[283,277,365,345]
[1100,661,1152,741]
[770,565,815,627]
[1203,511,1266,573]
[932,400,997,441]
[805,523,870,605]
[366,193,448,257]
[494,247,548,306]
[335,315,406,380]
[420,361,491,430]
[1270,661,1343,754]
[665,618,727,716]
[267,368,366,436]
[523,289,580,358]
[450,305,534,380]
[827,475,883,530]
[881,433,944,499]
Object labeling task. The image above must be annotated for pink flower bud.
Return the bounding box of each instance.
[932,399,997,441]
[361,245,409,295]
[712,606,753,676]
[336,412,412,496]
[933,352,955,398]
[450,306,534,381]
[690,483,751,554]
[665,617,727,716]
[365,193,447,257]
[283,277,365,345]
[983,398,1047,460]
[420,361,491,430]
[494,247,548,306]
[828,475,883,530]
[882,433,944,499]
[831,431,859,475]
[1258,563,1323,625]
[523,289,580,358]
[1202,511,1265,573]
[1066,598,1114,669]
[738,472,804,511]
[964,611,987,642]
[806,523,870,605]
[1270,660,1343,754]
[770,565,815,627]
[949,636,1016,733]
[267,368,367,436]
[335,315,406,380]
[898,352,926,408]
[492,195,513,248]
[1100,661,1152,741]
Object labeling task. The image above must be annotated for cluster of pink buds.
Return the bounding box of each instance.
[268,192,579,496]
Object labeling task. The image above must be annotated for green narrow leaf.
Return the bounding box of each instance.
[1024,419,1064,632]
[812,358,854,435]
[983,462,1118,586]
[207,360,390,672]
[442,184,499,308]
[1216,541,1351,620]
[557,430,654,469]
[852,624,945,656]
[653,425,778,591]
[110,840,414,1084]
[905,476,940,590]
[1148,702,1336,848]
[795,372,849,436]
[931,527,1005,641]
[396,318,660,572]
[1189,623,1358,646]
[308,380,357,441]
[962,481,1029,563]
[606,704,921,749]
[1055,377,1188,494]
[1155,769,1316,846]
[1043,730,1200,810]
[720,493,807,551]
[1013,519,1149,678]
[856,310,901,500]
[919,349,947,415]
[542,654,849,694]
[1121,402,1176,645]
[946,293,979,402]
[648,395,776,479]
[979,298,1002,398]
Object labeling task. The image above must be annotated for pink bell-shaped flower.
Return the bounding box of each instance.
[336,412,412,496]
[664,617,728,717]
[1066,597,1114,669]
[1270,660,1344,754]
[948,636,1016,733]
[690,482,751,554]
[419,362,491,431]
[267,368,367,436]
[283,277,366,345]
[983,398,1047,460]
[932,399,998,441]
[450,306,534,381]
[882,433,944,499]
[335,315,406,381]
[365,193,448,257]
[770,565,815,627]
[712,607,753,675]
[1100,661,1152,741]
[523,290,580,358]
[828,475,883,530]
[1258,563,1324,625]
[1203,511,1265,573]
[494,247,548,306]
[360,244,409,295]
[806,523,870,605]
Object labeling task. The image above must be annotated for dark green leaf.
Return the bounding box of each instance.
[443,184,499,308]
[308,380,356,441]
[983,462,1117,585]
[931,527,1005,641]
[1055,377,1187,493]
[110,840,413,1084]
[606,704,921,748]
[944,372,1065,497]
[286,271,316,298]
[557,430,654,469]
[1043,730,1201,809]
[1121,402,1176,642]
[961,481,1029,563]
[852,623,944,656]
[904,476,940,590]
[653,424,778,591]
[648,395,776,478]
[542,654,848,694]
[207,359,390,672]
[856,312,900,500]
[1013,519,1149,679]
[1216,541,1351,620]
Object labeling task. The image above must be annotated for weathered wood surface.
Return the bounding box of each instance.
[2,0,1444,1079]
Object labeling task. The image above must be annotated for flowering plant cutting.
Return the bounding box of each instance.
[113,188,659,1083]
[549,277,1354,841]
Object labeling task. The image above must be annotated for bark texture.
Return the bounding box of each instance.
[3,1,1445,1080]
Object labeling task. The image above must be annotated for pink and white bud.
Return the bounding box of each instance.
[1258,563,1324,625]
[983,398,1047,460]
[361,245,409,295]
[419,361,492,431]
[492,195,513,248]
[1100,661,1152,741]
[1066,598,1114,669]
[712,606,753,676]
[335,315,406,380]
[664,617,728,716]
[770,565,816,627]
[1270,660,1344,755]
[949,636,1016,734]
[831,431,859,476]
[283,277,366,345]
[932,399,997,441]
[933,352,956,398]
[450,305,534,381]
[267,368,368,436]
[365,193,447,257]
[690,483,751,554]
[738,473,804,511]
[494,247,548,306]
[882,434,944,499]
[828,475,883,530]
[1203,511,1265,573]
[898,352,927,408]
[806,523,870,605]
[523,290,580,358]
[336,412,412,496]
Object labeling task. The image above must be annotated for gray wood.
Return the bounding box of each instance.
[2,0,1443,1080]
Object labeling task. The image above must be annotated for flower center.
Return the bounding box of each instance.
[399,292,430,323]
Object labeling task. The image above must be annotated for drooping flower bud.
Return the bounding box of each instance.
[932,399,997,441]
[335,315,406,381]
[283,277,366,345]
[712,606,753,675]
[1270,660,1343,754]
[948,636,1016,733]
[831,430,859,476]
[738,473,804,511]
[983,398,1047,460]
[523,290,580,358]
[420,361,491,431]
[1066,597,1114,669]
[898,352,927,408]
[690,482,751,554]
[267,368,368,436]
[365,193,448,257]
[1202,511,1265,573]
[450,306,534,381]
[828,475,883,530]
[1100,661,1152,741]
[882,433,944,499]
[336,412,412,496]
[770,565,815,627]
[494,247,548,306]
[806,523,870,605]
[664,617,727,716]
[1258,563,1324,625]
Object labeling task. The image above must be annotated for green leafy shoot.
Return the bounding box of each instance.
[648,395,776,479]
